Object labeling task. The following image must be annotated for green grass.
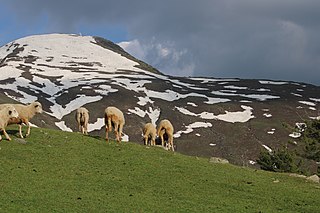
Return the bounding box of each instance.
[0,127,319,212]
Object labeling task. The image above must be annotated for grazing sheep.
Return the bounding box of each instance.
[104,106,125,143]
[0,105,19,141]
[157,119,175,151]
[76,107,89,135]
[0,101,43,138]
[143,123,157,146]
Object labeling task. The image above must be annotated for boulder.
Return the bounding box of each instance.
[209,157,229,164]
[306,175,320,183]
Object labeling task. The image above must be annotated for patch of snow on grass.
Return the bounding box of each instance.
[176,105,254,123]
[249,160,256,165]
[88,118,105,132]
[263,113,272,118]
[174,122,212,138]
[310,98,320,102]
[299,101,316,106]
[94,85,118,96]
[291,93,302,97]
[224,85,248,90]
[187,102,198,107]
[55,121,72,132]
[137,96,154,106]
[259,80,288,85]
[267,129,275,134]
[213,106,254,123]
[262,145,273,152]
[289,132,301,138]
[128,107,160,125]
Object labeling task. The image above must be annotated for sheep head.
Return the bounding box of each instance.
[32,102,43,114]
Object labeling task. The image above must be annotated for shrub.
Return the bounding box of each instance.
[257,148,298,173]
[302,119,320,162]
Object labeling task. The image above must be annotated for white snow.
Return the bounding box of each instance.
[128,107,160,125]
[174,122,212,138]
[211,90,280,101]
[267,129,276,134]
[88,118,105,132]
[299,101,316,106]
[263,113,272,118]
[187,102,198,107]
[137,96,154,106]
[55,121,73,132]
[259,80,288,85]
[310,98,320,102]
[175,105,254,123]
[262,145,273,152]
[223,85,248,90]
[291,93,302,97]
[289,132,301,138]
[249,160,256,165]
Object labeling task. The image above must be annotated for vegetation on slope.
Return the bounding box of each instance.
[257,119,320,175]
[0,127,319,212]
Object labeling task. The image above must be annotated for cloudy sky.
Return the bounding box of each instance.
[1,0,320,85]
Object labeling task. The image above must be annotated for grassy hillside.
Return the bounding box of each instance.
[0,127,319,212]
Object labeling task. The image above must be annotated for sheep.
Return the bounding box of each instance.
[0,105,19,141]
[142,123,157,146]
[75,107,89,135]
[157,119,175,151]
[0,101,43,138]
[104,106,125,143]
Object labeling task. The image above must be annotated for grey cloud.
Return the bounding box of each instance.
[3,0,320,85]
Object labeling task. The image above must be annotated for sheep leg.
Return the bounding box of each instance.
[0,133,2,141]
[18,124,24,138]
[25,121,31,137]
[119,123,124,143]
[169,134,174,151]
[114,123,120,143]
[151,136,156,146]
[107,117,113,132]
[3,129,11,141]
[144,136,148,145]
[160,133,164,147]
[105,126,109,142]
[84,123,88,135]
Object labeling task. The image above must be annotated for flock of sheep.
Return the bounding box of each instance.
[77,106,175,151]
[0,101,175,151]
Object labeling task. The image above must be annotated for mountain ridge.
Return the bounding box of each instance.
[0,33,319,169]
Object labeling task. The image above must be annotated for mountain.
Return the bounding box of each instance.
[0,33,319,167]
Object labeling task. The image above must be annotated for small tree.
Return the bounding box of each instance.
[257,148,297,173]
[302,119,320,162]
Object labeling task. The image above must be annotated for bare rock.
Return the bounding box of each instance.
[306,175,320,183]
[209,157,229,164]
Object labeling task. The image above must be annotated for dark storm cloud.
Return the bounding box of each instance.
[3,0,320,85]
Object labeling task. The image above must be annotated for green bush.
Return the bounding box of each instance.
[302,120,320,161]
[257,148,298,173]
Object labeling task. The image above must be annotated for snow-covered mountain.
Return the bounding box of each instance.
[1,33,319,166]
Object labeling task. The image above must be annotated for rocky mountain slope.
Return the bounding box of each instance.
[0,33,319,166]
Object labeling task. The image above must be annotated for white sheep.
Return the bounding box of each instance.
[143,123,157,146]
[0,101,43,138]
[104,106,125,143]
[75,107,89,135]
[0,105,19,141]
[157,119,175,151]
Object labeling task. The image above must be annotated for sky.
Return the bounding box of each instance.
[1,0,320,85]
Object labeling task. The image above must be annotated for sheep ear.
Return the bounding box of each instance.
[9,110,12,115]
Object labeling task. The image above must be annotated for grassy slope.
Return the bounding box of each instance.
[0,127,319,212]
